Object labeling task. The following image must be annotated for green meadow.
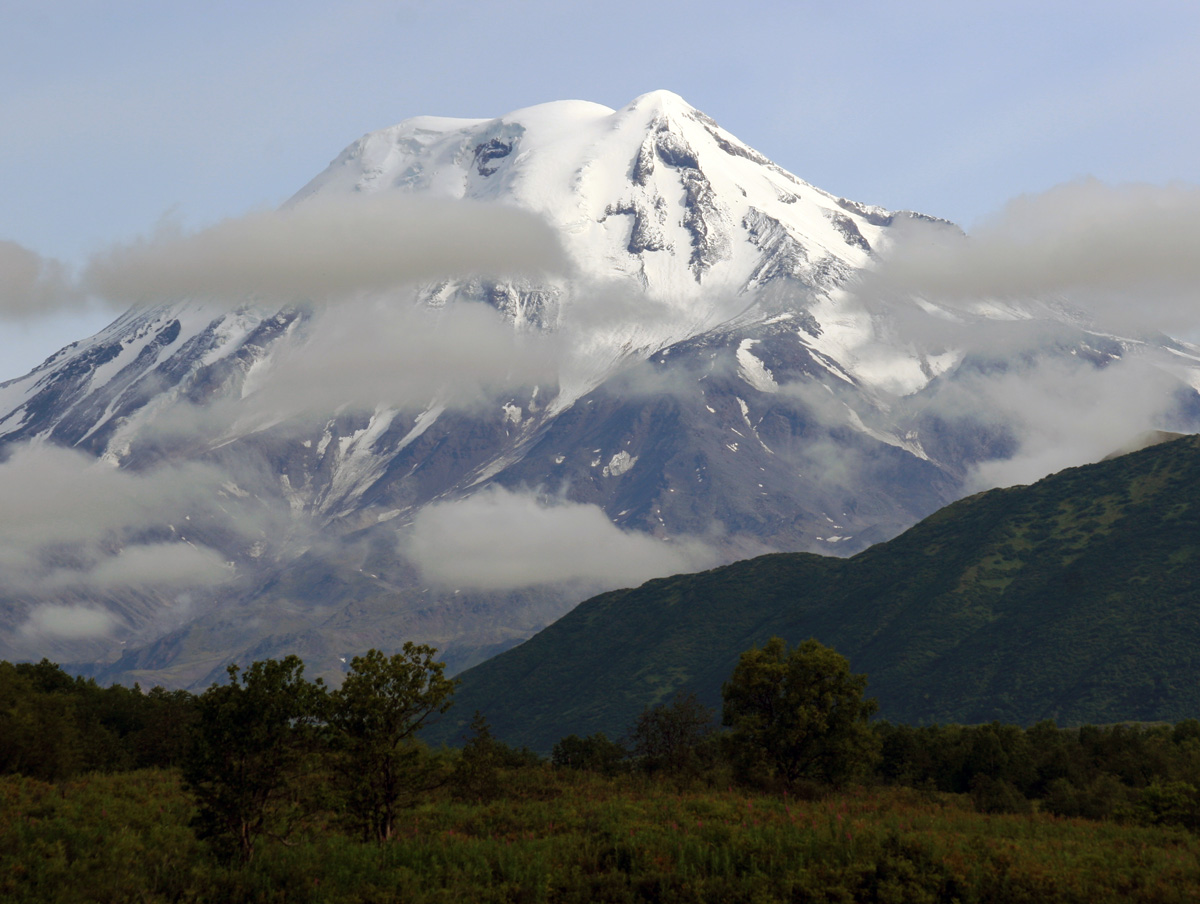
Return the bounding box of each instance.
[4,766,1200,904]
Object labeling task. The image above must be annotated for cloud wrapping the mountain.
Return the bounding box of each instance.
[0,240,83,318]
[18,604,117,641]
[39,543,233,592]
[402,486,718,591]
[865,179,1200,336]
[0,445,221,548]
[921,355,1187,490]
[83,195,567,304]
[5,172,1200,664]
[236,299,561,418]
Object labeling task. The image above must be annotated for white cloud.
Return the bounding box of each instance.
[237,298,561,419]
[19,604,117,640]
[864,179,1200,336]
[402,486,718,591]
[40,543,233,591]
[0,240,84,318]
[83,194,567,305]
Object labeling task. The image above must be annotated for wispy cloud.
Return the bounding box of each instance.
[0,445,222,548]
[401,486,718,592]
[236,298,562,421]
[0,444,251,608]
[82,194,567,305]
[0,240,85,318]
[38,543,233,592]
[18,604,117,641]
[863,179,1200,336]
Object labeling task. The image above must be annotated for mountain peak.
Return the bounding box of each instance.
[292,89,891,312]
[624,89,695,115]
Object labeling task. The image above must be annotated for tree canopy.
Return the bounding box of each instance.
[183,655,326,862]
[329,644,457,842]
[722,637,878,787]
[629,691,716,776]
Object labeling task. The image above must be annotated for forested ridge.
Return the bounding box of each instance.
[436,435,1200,750]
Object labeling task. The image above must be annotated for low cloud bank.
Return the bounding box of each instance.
[836,178,1200,489]
[402,486,719,592]
[864,179,1200,337]
[925,355,1188,491]
[83,194,567,305]
[0,444,244,600]
[18,604,117,641]
[238,299,561,420]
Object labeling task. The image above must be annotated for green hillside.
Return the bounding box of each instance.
[431,435,1200,752]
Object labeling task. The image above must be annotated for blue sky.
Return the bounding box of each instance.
[2,0,1199,378]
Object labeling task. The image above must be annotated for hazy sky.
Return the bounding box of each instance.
[2,0,1199,377]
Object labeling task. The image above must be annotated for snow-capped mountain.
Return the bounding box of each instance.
[2,91,1198,687]
[289,91,958,397]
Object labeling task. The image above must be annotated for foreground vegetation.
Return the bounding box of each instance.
[5,767,1200,904]
[6,647,1200,901]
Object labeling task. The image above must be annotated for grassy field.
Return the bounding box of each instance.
[3,767,1199,903]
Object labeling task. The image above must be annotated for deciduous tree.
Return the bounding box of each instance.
[330,644,456,842]
[551,733,627,775]
[629,691,715,777]
[722,637,878,787]
[183,655,326,862]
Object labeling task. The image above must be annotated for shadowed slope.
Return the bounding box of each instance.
[435,435,1200,751]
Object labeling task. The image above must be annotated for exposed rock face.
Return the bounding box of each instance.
[1,90,1198,687]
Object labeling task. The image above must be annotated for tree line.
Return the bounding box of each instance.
[0,658,195,778]
[4,636,1200,862]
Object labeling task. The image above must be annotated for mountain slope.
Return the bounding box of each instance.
[433,435,1200,751]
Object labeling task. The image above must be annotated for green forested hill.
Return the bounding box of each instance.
[432,436,1200,752]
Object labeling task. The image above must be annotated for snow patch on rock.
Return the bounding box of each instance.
[736,339,778,393]
[602,450,638,477]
